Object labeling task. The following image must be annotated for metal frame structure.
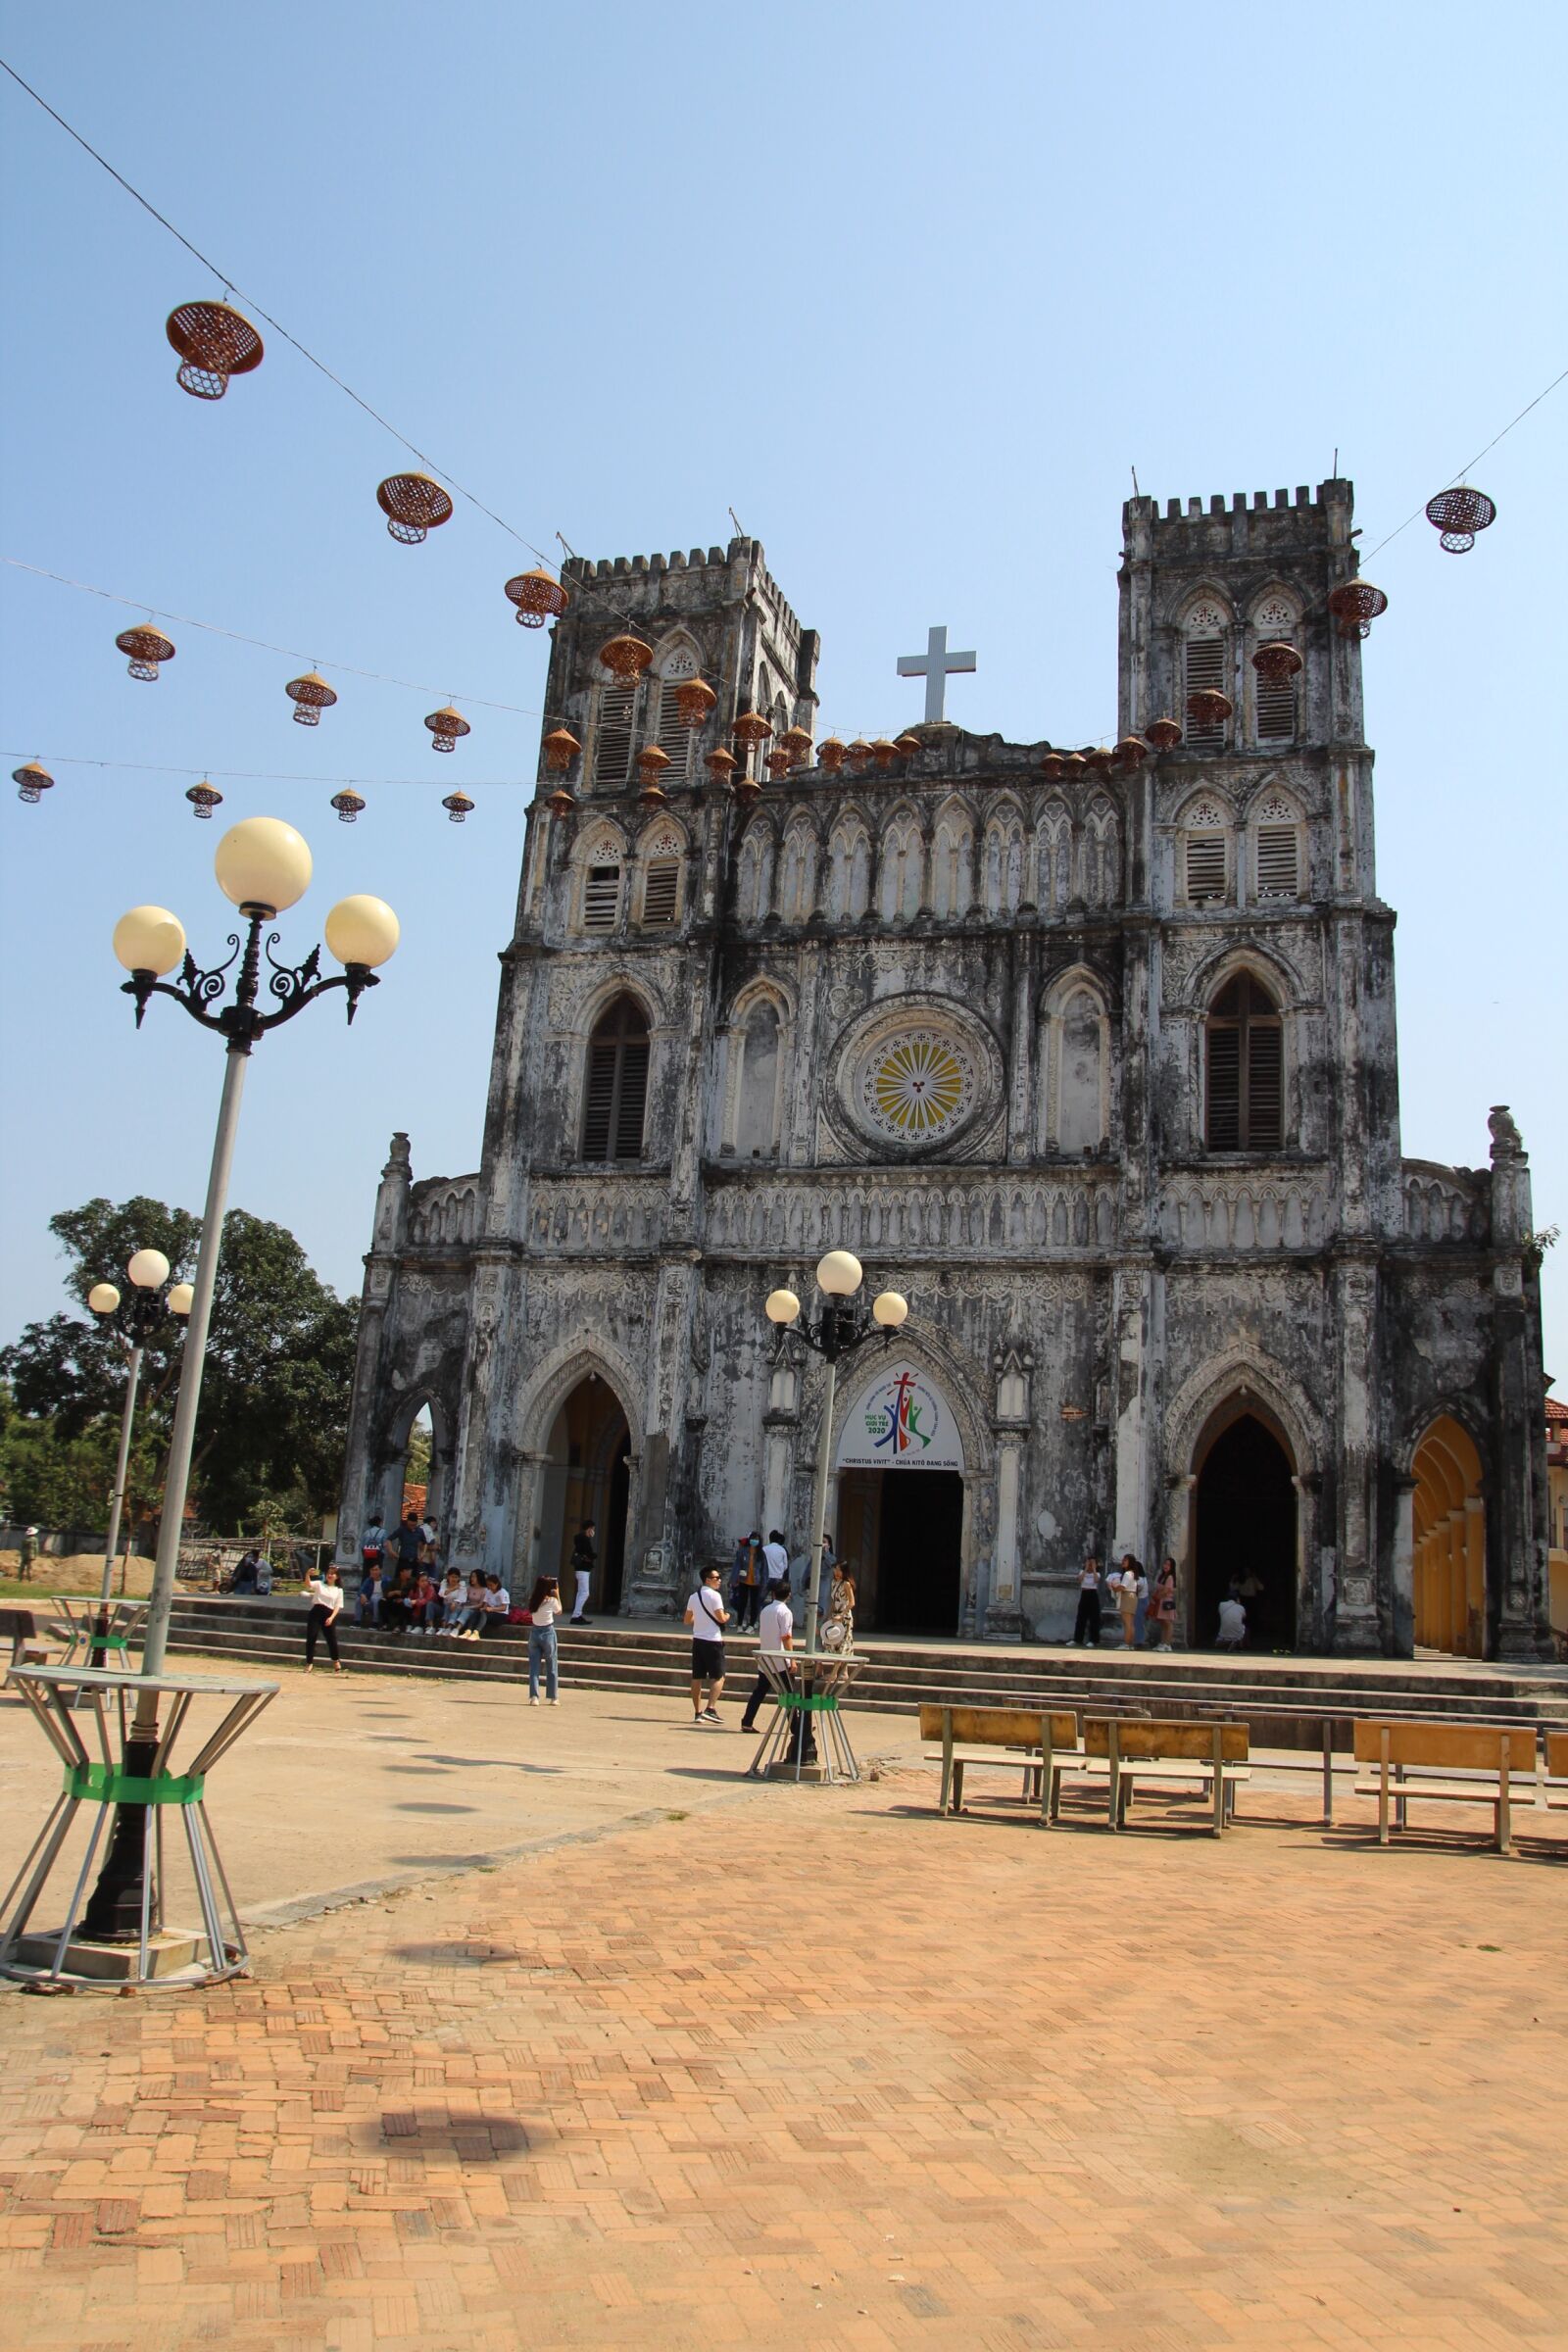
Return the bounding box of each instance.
[0,1666,277,1989]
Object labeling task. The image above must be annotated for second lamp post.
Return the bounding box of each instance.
[87,1250,193,1609]
[764,1250,908,1650]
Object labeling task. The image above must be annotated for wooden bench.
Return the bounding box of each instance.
[917,1703,1085,1827]
[0,1607,56,1671]
[1352,1720,1536,1853]
[1084,1717,1250,1835]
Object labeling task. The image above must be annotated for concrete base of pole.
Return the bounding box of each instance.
[9,1928,205,1984]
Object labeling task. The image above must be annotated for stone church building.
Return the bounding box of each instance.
[336,481,1553,1658]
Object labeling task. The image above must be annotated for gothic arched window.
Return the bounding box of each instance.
[581,995,651,1162]
[1182,599,1231,749]
[1250,593,1300,746]
[1250,792,1303,903]
[653,645,700,783]
[1205,973,1283,1152]
[1182,798,1230,905]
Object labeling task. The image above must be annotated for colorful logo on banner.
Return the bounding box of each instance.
[837,1364,964,1473]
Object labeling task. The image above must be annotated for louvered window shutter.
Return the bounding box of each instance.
[582,863,621,932]
[655,684,692,783]
[1246,1022,1283,1149]
[1206,1025,1241,1150]
[1255,672,1298,743]
[1185,830,1227,902]
[581,1043,618,1159]
[613,1041,650,1159]
[642,858,680,927]
[593,685,637,787]
[1184,635,1228,745]
[1255,825,1300,900]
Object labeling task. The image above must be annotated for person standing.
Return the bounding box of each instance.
[361,1515,387,1580]
[1111,1554,1146,1649]
[526,1574,563,1704]
[19,1526,39,1582]
[1146,1557,1178,1647]
[304,1564,345,1673]
[731,1532,762,1630]
[1071,1556,1103,1648]
[568,1522,596,1626]
[684,1565,729,1725]
[392,1509,423,1581]
[761,1529,789,1605]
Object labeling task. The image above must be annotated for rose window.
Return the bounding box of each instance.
[859,1030,976,1141]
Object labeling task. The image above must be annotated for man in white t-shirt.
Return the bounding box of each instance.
[1216,1595,1247,1651]
[740,1580,794,1734]
[761,1528,789,1590]
[684,1566,729,1724]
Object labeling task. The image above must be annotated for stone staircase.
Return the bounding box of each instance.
[166,1598,1568,1748]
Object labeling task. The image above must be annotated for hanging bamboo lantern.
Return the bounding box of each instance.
[116,627,175,682]
[781,724,814,762]
[846,738,874,772]
[674,677,717,727]
[425,705,470,755]
[185,780,223,820]
[705,747,737,789]
[599,634,654,683]
[735,771,762,807]
[1113,735,1150,767]
[816,737,847,771]
[13,760,54,805]
[1145,715,1184,750]
[1186,686,1233,727]
[731,710,772,751]
[1327,580,1389,639]
[637,746,671,806]
[1039,750,1064,780]
[542,727,581,774]
[1058,751,1087,778]
[1086,747,1116,775]
[330,790,366,824]
[545,783,576,817]
[286,671,337,726]
[505,567,570,627]
[765,748,796,780]
[1425,486,1495,554]
[1251,641,1303,684]
[893,733,921,759]
[442,790,475,824]
[871,738,899,769]
[166,300,264,400]
[376,473,454,545]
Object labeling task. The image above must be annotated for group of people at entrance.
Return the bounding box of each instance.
[1072,1556,1179,1649]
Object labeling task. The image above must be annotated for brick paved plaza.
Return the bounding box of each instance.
[1,1683,1564,2351]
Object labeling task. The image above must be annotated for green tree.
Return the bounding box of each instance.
[0,1196,358,1535]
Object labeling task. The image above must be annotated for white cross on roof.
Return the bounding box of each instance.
[897,625,977,723]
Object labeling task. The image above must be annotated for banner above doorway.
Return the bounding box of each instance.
[837,1362,965,1474]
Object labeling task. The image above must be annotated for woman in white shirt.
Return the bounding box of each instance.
[303,1565,345,1674]
[525,1575,563,1703]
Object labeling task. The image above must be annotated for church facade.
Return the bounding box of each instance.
[335,481,1553,1659]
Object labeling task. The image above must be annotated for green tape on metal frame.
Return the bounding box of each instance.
[64,1762,206,1805]
[778,1691,839,1713]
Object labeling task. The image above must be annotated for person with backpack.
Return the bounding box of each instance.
[361,1516,386,1580]
[730,1532,762,1630]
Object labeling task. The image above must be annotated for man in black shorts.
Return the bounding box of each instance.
[683,1565,729,1725]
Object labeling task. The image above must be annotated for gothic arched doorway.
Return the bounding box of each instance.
[1411,1417,1486,1656]
[535,1375,631,1612]
[1192,1408,1297,1649]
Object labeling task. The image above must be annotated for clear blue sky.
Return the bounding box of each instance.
[2,2,1564,1363]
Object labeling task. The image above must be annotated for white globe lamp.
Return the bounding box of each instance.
[167,1283,195,1318]
[214,816,313,914]
[113,906,186,977]
[88,1283,122,1316]
[815,1250,862,1298]
[324,895,401,968]
[764,1288,801,1326]
[871,1291,908,1329]
[126,1249,171,1291]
